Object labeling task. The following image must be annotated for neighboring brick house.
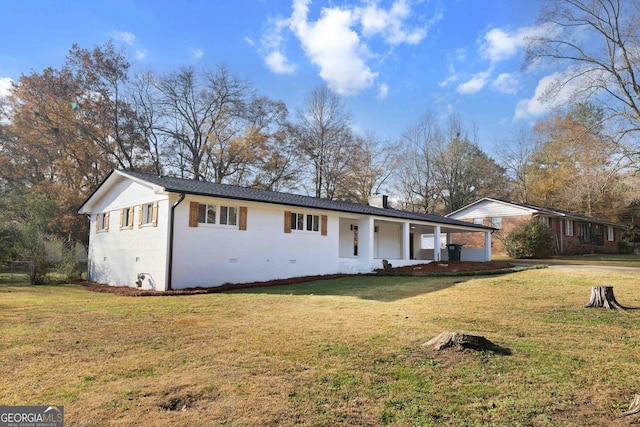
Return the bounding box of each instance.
[446,198,627,255]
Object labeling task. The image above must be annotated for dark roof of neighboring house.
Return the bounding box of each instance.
[448,197,624,228]
[81,169,492,231]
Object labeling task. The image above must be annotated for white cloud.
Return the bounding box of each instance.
[245,37,255,46]
[135,50,147,60]
[358,0,429,45]
[261,0,429,96]
[514,69,581,120]
[0,77,12,97]
[492,72,519,95]
[112,31,136,45]
[265,51,297,74]
[289,0,376,95]
[261,16,297,74]
[191,48,204,59]
[376,83,389,99]
[481,24,554,63]
[456,69,492,94]
[437,74,458,88]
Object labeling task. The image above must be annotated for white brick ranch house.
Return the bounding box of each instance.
[77,170,494,291]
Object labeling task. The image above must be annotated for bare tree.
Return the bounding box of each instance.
[334,133,396,203]
[130,71,166,175]
[294,86,354,198]
[525,0,640,158]
[67,42,148,171]
[133,65,291,185]
[395,112,443,213]
[497,127,538,203]
[251,122,302,192]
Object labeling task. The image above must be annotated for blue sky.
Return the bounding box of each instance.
[0,0,565,156]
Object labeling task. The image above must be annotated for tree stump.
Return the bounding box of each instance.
[625,394,640,416]
[584,286,625,310]
[422,332,509,354]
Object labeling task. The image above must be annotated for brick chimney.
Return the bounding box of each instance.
[368,194,388,208]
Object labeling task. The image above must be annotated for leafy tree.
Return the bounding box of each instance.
[526,0,640,160]
[502,220,554,259]
[433,128,508,213]
[1,41,152,245]
[67,42,148,170]
[0,189,59,283]
[528,103,623,219]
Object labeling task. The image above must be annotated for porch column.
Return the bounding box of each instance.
[403,222,411,260]
[361,217,375,269]
[484,231,492,261]
[434,226,441,262]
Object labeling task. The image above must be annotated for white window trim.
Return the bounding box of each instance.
[291,212,320,233]
[141,203,154,226]
[198,203,239,228]
[96,212,108,232]
[607,226,615,241]
[491,217,502,229]
[565,219,574,236]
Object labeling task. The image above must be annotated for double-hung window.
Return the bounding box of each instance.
[565,219,574,236]
[143,204,152,224]
[96,212,109,232]
[198,204,217,224]
[286,211,324,235]
[290,212,319,232]
[120,207,134,230]
[306,214,319,232]
[220,206,238,226]
[190,202,242,228]
[607,226,615,242]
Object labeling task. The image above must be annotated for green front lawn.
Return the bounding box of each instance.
[1,268,639,426]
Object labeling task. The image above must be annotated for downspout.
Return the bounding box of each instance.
[167,193,186,291]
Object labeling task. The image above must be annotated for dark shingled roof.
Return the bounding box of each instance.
[120,170,491,230]
[449,197,624,228]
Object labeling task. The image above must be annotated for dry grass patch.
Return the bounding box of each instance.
[1,269,640,426]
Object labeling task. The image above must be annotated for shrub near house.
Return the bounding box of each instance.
[502,220,553,259]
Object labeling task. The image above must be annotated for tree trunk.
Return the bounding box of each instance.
[625,394,640,416]
[422,332,509,354]
[584,286,625,310]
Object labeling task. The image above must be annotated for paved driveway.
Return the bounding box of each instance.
[515,262,640,273]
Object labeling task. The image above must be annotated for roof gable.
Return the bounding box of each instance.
[447,197,625,228]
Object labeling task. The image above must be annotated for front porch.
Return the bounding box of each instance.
[337,216,492,274]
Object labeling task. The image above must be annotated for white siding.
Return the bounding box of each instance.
[86,180,169,290]
[449,200,535,219]
[170,197,340,289]
[374,221,402,259]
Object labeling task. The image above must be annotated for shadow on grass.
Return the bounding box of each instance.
[226,274,474,302]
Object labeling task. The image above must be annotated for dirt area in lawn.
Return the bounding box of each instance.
[79,261,515,296]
